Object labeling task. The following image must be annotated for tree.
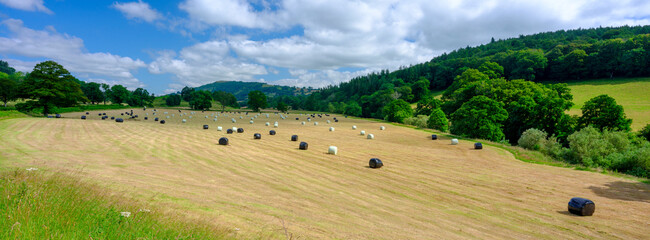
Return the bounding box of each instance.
[450,96,508,141]
[0,60,16,75]
[101,83,110,104]
[578,94,631,132]
[639,124,650,142]
[212,91,239,109]
[276,101,288,112]
[344,101,362,116]
[188,90,212,110]
[165,94,181,106]
[247,90,267,112]
[410,77,430,102]
[427,108,448,132]
[109,85,130,104]
[181,86,195,102]
[415,94,442,116]
[80,82,103,104]
[383,99,413,123]
[0,72,18,107]
[19,61,87,115]
[127,88,154,107]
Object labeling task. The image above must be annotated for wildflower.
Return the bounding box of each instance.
[120,212,131,218]
[138,208,151,213]
[26,168,38,171]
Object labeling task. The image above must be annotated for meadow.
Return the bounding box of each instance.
[1,109,649,239]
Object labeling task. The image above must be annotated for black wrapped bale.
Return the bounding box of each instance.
[291,135,298,141]
[219,137,229,145]
[81,116,86,120]
[154,117,159,121]
[144,117,148,120]
[269,130,276,135]
[86,112,89,115]
[111,116,115,120]
[254,133,262,139]
[98,113,102,116]
[46,115,53,118]
[335,119,339,122]
[55,114,61,118]
[121,113,124,115]
[296,117,299,120]
[568,197,595,216]
[237,128,244,133]
[134,115,138,118]
[203,125,209,129]
[115,118,124,123]
[227,129,234,134]
[101,116,107,120]
[369,158,383,168]
[103,113,106,116]
[431,134,438,140]
[475,142,483,149]
[299,141,308,150]
[160,120,166,124]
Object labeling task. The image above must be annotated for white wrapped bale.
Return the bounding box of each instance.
[301,121,306,125]
[367,134,374,139]
[250,121,254,124]
[451,139,459,145]
[265,122,270,126]
[329,127,335,132]
[328,146,338,155]
[182,119,187,123]
[352,125,357,130]
[217,126,223,131]
[380,126,385,130]
[360,130,365,135]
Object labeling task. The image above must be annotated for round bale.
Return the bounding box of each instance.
[360,130,365,135]
[380,126,385,130]
[299,141,308,150]
[291,135,298,141]
[328,146,338,155]
[451,139,459,145]
[227,129,234,134]
[265,122,270,126]
[154,117,159,121]
[369,158,383,168]
[217,126,223,131]
[568,197,595,216]
[367,134,374,139]
[352,125,357,130]
[237,128,244,133]
[431,134,438,140]
[253,133,262,139]
[329,127,335,132]
[81,116,86,120]
[115,118,124,123]
[474,142,483,149]
[144,117,148,120]
[55,114,61,118]
[218,137,229,145]
[269,130,276,135]
[160,120,166,124]
[203,125,209,130]
[111,117,115,120]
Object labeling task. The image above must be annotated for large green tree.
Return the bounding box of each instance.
[344,101,362,117]
[383,99,413,123]
[80,82,103,104]
[127,88,154,107]
[189,90,213,110]
[165,94,181,106]
[450,96,508,141]
[0,72,18,107]
[109,85,130,104]
[427,108,448,132]
[212,91,239,109]
[276,101,288,112]
[181,86,195,102]
[247,90,267,112]
[0,60,16,75]
[578,94,632,131]
[20,61,87,115]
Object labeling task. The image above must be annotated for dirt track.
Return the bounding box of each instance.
[1,109,648,239]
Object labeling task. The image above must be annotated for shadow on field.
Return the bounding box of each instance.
[588,181,650,203]
[556,210,581,217]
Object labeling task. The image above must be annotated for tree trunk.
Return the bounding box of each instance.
[43,104,49,116]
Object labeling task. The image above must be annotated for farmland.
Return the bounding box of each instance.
[1,109,649,239]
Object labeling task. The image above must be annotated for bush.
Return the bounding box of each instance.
[639,124,650,141]
[427,108,448,132]
[567,126,616,167]
[404,115,428,128]
[383,99,413,123]
[518,128,547,150]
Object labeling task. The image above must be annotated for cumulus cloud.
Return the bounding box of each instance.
[0,0,52,14]
[0,19,147,89]
[112,1,163,23]
[274,69,373,88]
[148,40,267,89]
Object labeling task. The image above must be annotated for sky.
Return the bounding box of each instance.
[1,0,649,95]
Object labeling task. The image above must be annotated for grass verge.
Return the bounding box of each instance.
[0,110,28,121]
[0,169,234,239]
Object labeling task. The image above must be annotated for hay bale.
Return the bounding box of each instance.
[160,120,166,124]
[217,126,223,131]
[352,125,357,130]
[369,158,383,168]
[81,116,86,120]
[360,130,365,135]
[111,117,115,120]
[269,130,276,135]
[182,119,187,123]
[250,120,254,124]
[231,118,236,123]
[367,134,374,139]
[218,137,229,145]
[295,117,299,120]
[335,119,339,122]
[55,114,62,118]
[144,117,148,120]
[451,139,459,145]
[301,121,306,125]
[328,146,338,155]
[225,128,233,134]
[102,116,107,120]
[203,125,209,130]
[253,133,261,139]
[86,112,89,115]
[431,134,438,140]
[299,141,308,150]
[98,113,102,116]
[380,126,385,130]
[291,135,298,141]
[121,113,124,116]
[329,127,335,132]
[274,122,279,128]
[237,128,244,133]
[568,197,595,216]
[154,117,159,121]
[232,127,238,132]
[265,122,270,126]
[474,142,483,149]
[327,120,331,124]
[115,118,124,123]
[314,122,319,125]
[103,113,106,116]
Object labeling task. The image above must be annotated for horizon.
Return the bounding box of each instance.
[1,0,649,95]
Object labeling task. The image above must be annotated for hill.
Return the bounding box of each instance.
[566,77,650,130]
[2,111,649,239]
[195,81,315,100]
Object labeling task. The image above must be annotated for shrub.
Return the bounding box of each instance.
[518,128,547,150]
[567,126,615,167]
[427,108,448,132]
[404,115,428,128]
[639,124,650,141]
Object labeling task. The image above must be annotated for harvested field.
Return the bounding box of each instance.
[0,109,649,239]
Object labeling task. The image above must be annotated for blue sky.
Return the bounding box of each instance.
[1,0,649,95]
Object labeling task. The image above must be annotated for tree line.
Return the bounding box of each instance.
[0,60,154,115]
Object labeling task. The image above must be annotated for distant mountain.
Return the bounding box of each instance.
[195,81,316,100]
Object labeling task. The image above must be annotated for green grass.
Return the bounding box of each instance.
[0,110,28,120]
[565,77,650,130]
[0,169,233,239]
[152,97,232,111]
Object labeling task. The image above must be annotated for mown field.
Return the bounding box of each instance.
[566,77,650,131]
[1,109,648,239]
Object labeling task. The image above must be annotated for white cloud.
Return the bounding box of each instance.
[112,1,162,23]
[0,0,52,14]
[274,69,373,88]
[148,40,267,88]
[179,0,274,28]
[0,19,147,89]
